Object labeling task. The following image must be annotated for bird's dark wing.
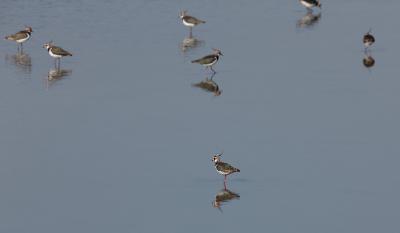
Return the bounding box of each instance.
[52,46,72,56]
[182,15,205,24]
[191,54,217,64]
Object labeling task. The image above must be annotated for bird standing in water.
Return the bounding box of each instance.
[180,10,205,38]
[5,26,33,53]
[212,152,240,189]
[363,29,375,51]
[43,41,72,69]
[191,48,223,74]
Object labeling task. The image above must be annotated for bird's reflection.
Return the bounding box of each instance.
[296,12,321,29]
[5,52,32,74]
[362,52,375,69]
[181,36,204,52]
[45,68,72,89]
[212,187,240,212]
[192,73,222,96]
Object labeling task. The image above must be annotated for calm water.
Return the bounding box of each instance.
[1,0,400,232]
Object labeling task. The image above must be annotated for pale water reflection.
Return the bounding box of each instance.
[363,52,375,69]
[212,188,240,212]
[192,73,222,96]
[181,36,204,53]
[45,68,72,89]
[5,52,32,74]
[296,11,322,29]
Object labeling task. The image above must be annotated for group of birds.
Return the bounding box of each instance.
[180,0,377,194]
[4,26,72,69]
[3,1,377,206]
[179,10,224,74]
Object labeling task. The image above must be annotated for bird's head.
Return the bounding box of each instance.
[43,41,53,49]
[24,26,33,32]
[212,48,223,56]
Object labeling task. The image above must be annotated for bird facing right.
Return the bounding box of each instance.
[299,0,321,11]
[191,48,223,73]
[5,26,33,53]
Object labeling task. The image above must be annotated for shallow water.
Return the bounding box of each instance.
[1,1,400,232]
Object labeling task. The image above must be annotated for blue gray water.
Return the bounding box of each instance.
[1,0,400,232]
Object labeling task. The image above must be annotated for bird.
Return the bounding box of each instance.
[363,29,375,50]
[180,10,205,38]
[191,48,223,73]
[211,152,240,188]
[299,0,321,11]
[43,41,72,69]
[4,26,33,53]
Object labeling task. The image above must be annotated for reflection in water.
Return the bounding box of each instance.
[363,52,375,69]
[212,188,240,212]
[45,68,72,89]
[296,12,321,28]
[181,36,204,52]
[5,52,32,74]
[192,73,222,96]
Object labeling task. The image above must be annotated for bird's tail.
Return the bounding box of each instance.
[235,168,240,173]
[191,59,199,63]
[199,20,206,24]
[4,35,11,40]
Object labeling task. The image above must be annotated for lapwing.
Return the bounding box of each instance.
[5,26,33,53]
[191,48,223,73]
[212,152,240,188]
[299,0,321,11]
[180,10,205,38]
[363,29,375,50]
[43,41,72,69]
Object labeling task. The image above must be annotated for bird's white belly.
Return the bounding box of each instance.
[216,169,229,175]
[203,59,217,67]
[300,0,314,8]
[49,50,62,58]
[183,20,195,27]
[16,34,29,43]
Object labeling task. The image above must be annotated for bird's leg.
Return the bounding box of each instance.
[189,27,193,38]
[20,43,24,54]
[57,58,61,71]
[210,66,216,74]
[224,176,227,190]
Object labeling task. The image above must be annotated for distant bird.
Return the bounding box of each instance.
[191,48,223,73]
[363,29,375,50]
[299,0,321,11]
[212,152,240,186]
[43,41,72,69]
[180,10,205,37]
[5,26,33,53]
